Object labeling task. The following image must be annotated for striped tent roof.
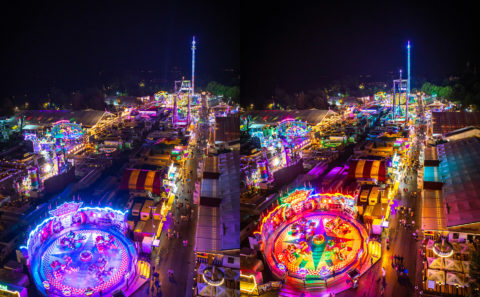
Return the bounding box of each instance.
[120,169,165,195]
[347,159,387,182]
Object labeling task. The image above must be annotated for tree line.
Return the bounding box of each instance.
[249,77,387,110]
[420,72,480,109]
[0,80,239,117]
[206,81,240,103]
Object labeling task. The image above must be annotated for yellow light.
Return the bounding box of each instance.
[240,274,257,293]
[0,288,20,297]
[202,274,225,287]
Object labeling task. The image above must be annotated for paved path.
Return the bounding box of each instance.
[131,130,204,297]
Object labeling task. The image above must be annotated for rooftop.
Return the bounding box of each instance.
[17,109,108,128]
[243,109,334,126]
[432,112,480,136]
[438,137,480,228]
[196,151,240,252]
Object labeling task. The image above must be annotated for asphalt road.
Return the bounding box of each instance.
[131,123,209,297]
[338,121,425,297]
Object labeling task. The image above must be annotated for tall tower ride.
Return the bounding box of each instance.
[406,41,411,124]
[191,36,196,95]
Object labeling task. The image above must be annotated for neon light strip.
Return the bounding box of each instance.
[26,205,128,252]
[240,274,257,293]
[253,204,284,236]
[202,274,225,287]
[254,190,357,236]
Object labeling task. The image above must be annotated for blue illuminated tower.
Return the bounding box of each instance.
[406,40,411,124]
[191,36,196,95]
[407,41,411,97]
[188,36,196,126]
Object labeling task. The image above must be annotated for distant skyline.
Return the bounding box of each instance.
[241,1,478,103]
[0,1,239,98]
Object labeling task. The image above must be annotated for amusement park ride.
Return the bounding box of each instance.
[254,188,371,289]
[21,120,85,193]
[242,118,311,188]
[390,41,414,125]
[170,36,197,129]
[21,202,138,297]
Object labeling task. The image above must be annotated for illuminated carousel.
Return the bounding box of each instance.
[255,189,370,286]
[23,202,138,296]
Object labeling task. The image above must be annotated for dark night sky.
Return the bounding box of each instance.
[241,1,478,103]
[0,1,239,98]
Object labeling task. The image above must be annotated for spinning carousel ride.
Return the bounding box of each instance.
[256,189,370,286]
[23,202,137,297]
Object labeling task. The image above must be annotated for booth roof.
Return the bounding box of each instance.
[243,109,334,126]
[432,111,480,135]
[18,109,107,128]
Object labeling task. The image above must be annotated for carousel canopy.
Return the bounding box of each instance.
[347,159,387,182]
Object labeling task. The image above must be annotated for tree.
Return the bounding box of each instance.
[225,86,240,103]
[274,86,293,109]
[421,82,434,95]
[206,81,221,95]
[72,92,86,110]
[309,88,329,109]
[0,97,14,116]
[85,87,106,110]
[438,86,453,99]
[50,87,70,109]
[295,92,306,109]
[206,81,238,99]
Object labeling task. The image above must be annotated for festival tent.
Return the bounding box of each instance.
[427,257,444,270]
[438,137,480,228]
[120,169,165,195]
[443,258,463,273]
[446,272,467,287]
[347,159,387,182]
[427,269,445,284]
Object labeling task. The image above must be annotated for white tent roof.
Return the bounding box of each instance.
[443,258,463,272]
[427,269,445,284]
[427,257,444,270]
[446,272,466,287]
